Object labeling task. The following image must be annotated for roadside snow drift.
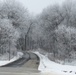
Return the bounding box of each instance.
[33,52,76,75]
[0,52,23,67]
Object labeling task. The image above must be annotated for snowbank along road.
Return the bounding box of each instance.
[33,51,76,75]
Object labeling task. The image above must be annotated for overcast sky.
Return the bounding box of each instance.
[18,0,65,15]
[1,0,65,15]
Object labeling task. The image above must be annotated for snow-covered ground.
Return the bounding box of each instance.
[33,51,76,75]
[65,60,76,66]
[0,52,23,67]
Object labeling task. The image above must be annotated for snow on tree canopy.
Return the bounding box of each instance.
[0,19,19,53]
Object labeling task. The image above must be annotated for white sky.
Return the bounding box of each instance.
[1,0,65,15]
[18,0,65,15]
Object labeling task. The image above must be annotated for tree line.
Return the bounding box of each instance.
[0,0,76,60]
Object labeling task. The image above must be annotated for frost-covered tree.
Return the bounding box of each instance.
[55,25,76,60]
[36,4,64,52]
[62,0,76,27]
[0,19,19,55]
[0,0,32,51]
[0,0,29,28]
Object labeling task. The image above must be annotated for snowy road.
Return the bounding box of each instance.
[0,51,76,75]
[0,69,71,75]
[0,67,70,75]
[4,52,39,67]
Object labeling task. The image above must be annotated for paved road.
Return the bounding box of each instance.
[0,68,40,75]
[0,52,69,75]
[0,52,40,75]
[4,57,29,67]
[4,52,39,67]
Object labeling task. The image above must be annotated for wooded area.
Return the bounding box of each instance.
[0,0,76,61]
